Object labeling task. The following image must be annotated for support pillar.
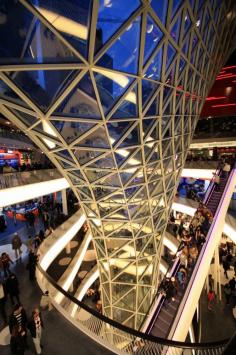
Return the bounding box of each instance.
[62,189,68,216]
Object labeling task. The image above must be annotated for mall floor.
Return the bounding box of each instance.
[0,218,113,355]
[200,267,236,342]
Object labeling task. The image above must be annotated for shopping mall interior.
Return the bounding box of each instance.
[0,1,236,354]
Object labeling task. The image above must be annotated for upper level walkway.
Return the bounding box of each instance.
[0,169,69,207]
[0,161,223,207]
[144,165,236,341]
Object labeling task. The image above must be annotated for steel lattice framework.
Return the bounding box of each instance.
[0,0,235,329]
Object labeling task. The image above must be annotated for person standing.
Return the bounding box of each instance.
[28,308,44,355]
[1,252,14,277]
[40,290,52,311]
[0,281,7,325]
[28,251,38,281]
[6,273,20,305]
[213,173,220,191]
[12,233,23,261]
[10,325,26,355]
[224,283,232,305]
[26,235,34,252]
[9,304,28,348]
[229,276,236,292]
[222,259,230,279]
[13,209,17,226]
[207,290,215,311]
[223,162,231,178]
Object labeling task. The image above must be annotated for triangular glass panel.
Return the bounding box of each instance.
[171,0,184,19]
[30,0,92,59]
[0,80,28,108]
[9,108,38,128]
[0,1,76,64]
[144,15,163,64]
[166,58,177,85]
[125,185,141,200]
[68,174,84,186]
[114,148,134,167]
[184,10,191,36]
[98,173,121,188]
[111,85,138,119]
[88,153,116,169]
[126,169,145,186]
[112,284,136,304]
[33,121,57,139]
[69,169,85,181]
[170,15,181,44]
[144,46,163,82]
[73,126,110,149]
[73,149,104,166]
[150,0,168,24]
[94,69,134,116]
[144,93,160,116]
[118,124,140,148]
[179,57,186,73]
[95,0,140,52]
[85,169,110,184]
[142,79,159,108]
[163,157,174,174]
[182,32,190,56]
[130,185,148,203]
[8,70,77,112]
[122,150,142,169]
[93,186,116,200]
[107,121,133,147]
[57,160,73,169]
[56,149,74,162]
[143,118,158,140]
[166,43,177,70]
[52,120,96,145]
[54,72,101,118]
[162,140,173,158]
[162,116,172,139]
[119,169,137,186]
[96,16,141,74]
[78,186,93,200]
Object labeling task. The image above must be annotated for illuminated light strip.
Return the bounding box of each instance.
[205,96,226,101]
[70,267,99,317]
[163,233,178,253]
[216,73,233,78]
[223,223,236,244]
[40,212,86,270]
[223,65,236,70]
[216,74,236,80]
[36,7,88,40]
[211,103,236,108]
[59,232,92,291]
[0,178,70,208]
[42,120,57,149]
[55,231,92,303]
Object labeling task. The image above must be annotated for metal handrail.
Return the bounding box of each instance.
[0,168,61,189]
[36,263,228,353]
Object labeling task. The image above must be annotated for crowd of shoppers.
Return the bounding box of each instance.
[0,226,50,354]
[160,202,213,306]
[1,161,54,175]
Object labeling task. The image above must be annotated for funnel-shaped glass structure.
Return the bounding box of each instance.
[0,0,235,329]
